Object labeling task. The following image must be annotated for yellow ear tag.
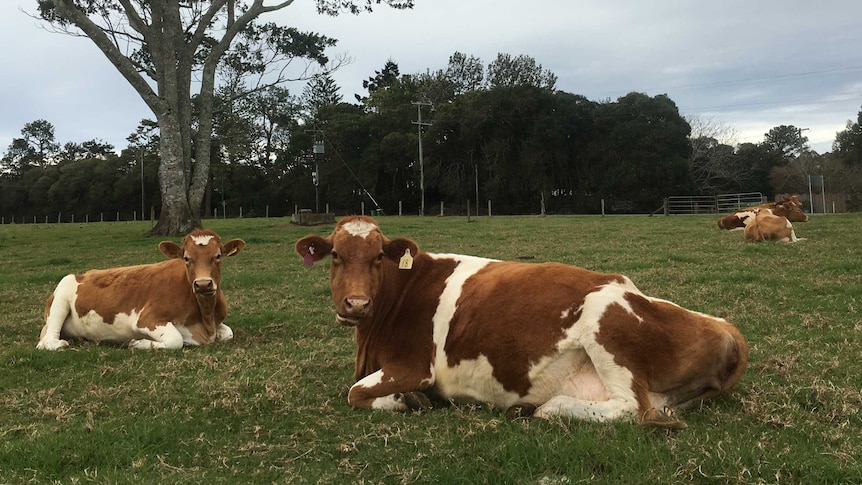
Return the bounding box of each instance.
[398,248,414,270]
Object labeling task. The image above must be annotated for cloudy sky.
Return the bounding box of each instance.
[2,0,861,156]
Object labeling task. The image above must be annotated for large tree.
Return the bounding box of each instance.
[834,107,862,166]
[763,124,810,161]
[35,0,413,235]
[302,72,343,124]
[0,119,61,177]
[486,53,557,90]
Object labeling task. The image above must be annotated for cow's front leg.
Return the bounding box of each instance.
[129,323,184,350]
[348,368,432,411]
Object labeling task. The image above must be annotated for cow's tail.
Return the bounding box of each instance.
[37,275,74,350]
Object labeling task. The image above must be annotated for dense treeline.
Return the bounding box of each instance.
[3,54,862,221]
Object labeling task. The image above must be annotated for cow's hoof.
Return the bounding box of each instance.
[128,339,154,350]
[36,339,69,351]
[402,391,432,411]
[640,406,687,430]
[505,403,537,420]
[216,324,234,341]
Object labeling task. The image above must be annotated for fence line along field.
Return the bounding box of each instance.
[1,214,860,484]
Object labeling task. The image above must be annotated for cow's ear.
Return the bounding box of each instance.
[159,241,183,259]
[295,235,332,265]
[223,239,246,257]
[384,237,419,263]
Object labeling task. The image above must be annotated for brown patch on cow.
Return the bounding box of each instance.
[445,262,627,397]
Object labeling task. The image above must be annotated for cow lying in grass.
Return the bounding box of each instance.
[38,229,245,350]
[744,208,806,243]
[296,216,749,429]
[718,195,808,230]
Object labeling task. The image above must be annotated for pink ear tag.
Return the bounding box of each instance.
[303,246,315,266]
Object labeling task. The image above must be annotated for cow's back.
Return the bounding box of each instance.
[77,261,189,315]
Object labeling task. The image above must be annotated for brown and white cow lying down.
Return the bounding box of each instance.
[717,195,808,230]
[744,208,805,243]
[37,229,245,351]
[296,216,749,428]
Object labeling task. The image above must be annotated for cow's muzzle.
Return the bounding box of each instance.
[337,297,371,326]
[194,279,217,296]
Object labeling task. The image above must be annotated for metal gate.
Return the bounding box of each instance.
[716,192,765,213]
[662,192,764,215]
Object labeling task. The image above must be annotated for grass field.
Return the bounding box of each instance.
[1,213,860,484]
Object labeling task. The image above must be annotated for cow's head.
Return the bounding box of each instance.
[774,195,809,223]
[159,229,245,297]
[295,216,418,326]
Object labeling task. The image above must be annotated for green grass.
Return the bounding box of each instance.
[1,214,861,484]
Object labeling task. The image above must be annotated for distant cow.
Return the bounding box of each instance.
[717,195,808,230]
[744,208,805,243]
[37,229,245,350]
[296,216,749,428]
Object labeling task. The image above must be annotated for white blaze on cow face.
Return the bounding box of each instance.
[191,234,215,246]
[342,219,379,239]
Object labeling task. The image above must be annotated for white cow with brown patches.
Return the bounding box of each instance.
[37,229,245,350]
[296,216,749,428]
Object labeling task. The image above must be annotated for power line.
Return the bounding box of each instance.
[651,65,862,93]
[590,64,862,100]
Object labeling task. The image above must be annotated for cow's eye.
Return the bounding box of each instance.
[376,252,384,262]
[331,251,339,260]
[215,254,222,263]
[183,256,191,265]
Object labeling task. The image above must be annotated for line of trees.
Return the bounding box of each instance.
[3,54,862,222]
[11,1,862,234]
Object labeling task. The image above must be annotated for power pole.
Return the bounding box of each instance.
[412,101,432,216]
[306,128,326,213]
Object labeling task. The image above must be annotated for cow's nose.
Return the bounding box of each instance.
[344,297,371,314]
[194,279,215,294]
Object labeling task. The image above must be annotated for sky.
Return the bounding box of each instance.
[2,0,861,156]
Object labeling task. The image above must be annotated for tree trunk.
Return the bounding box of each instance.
[148,123,201,236]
